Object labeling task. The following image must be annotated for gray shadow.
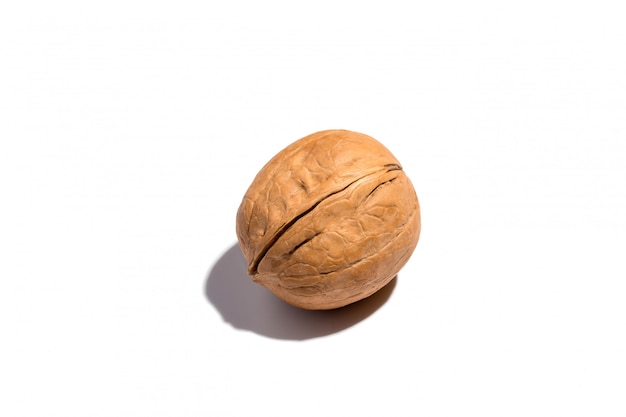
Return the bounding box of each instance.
[204,243,397,340]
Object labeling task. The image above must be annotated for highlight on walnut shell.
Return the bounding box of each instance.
[235,129,421,310]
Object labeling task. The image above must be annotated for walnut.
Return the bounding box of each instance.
[236,130,421,310]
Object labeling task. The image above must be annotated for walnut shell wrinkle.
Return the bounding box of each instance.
[236,129,421,310]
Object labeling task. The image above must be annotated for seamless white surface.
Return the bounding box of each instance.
[1,1,625,416]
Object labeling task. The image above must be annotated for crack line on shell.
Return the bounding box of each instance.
[249,178,359,274]
[248,165,404,275]
[383,163,402,171]
[289,232,321,255]
[366,174,399,199]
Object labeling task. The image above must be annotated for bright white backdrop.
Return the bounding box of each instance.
[1,1,625,416]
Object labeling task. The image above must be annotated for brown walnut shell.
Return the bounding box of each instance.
[236,129,421,310]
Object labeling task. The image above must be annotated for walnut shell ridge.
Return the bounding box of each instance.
[236,129,421,310]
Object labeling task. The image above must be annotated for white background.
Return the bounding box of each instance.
[1,1,625,416]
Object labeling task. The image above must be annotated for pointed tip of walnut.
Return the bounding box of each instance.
[236,129,420,310]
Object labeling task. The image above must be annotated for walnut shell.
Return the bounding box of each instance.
[236,129,421,310]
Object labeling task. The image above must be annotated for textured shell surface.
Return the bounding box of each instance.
[236,129,421,310]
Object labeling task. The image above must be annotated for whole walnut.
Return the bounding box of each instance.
[236,129,421,310]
